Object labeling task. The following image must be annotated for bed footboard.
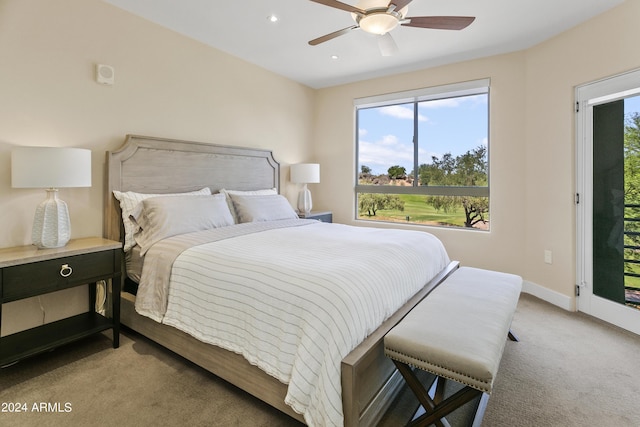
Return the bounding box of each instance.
[341,260,459,427]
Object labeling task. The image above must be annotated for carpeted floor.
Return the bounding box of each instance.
[2,293,640,426]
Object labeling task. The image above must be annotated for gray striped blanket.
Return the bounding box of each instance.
[135,220,450,427]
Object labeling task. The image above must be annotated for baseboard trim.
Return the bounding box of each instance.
[522,280,575,311]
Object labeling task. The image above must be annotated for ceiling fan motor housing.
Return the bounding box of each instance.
[351,0,409,35]
[356,8,404,35]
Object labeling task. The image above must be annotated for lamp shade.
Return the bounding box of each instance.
[291,163,320,184]
[12,147,92,189]
[11,147,92,248]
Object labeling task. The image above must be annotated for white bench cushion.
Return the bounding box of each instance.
[384,267,522,393]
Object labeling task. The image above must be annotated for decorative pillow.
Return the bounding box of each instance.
[219,188,277,223]
[229,194,298,223]
[131,194,234,255]
[113,187,211,251]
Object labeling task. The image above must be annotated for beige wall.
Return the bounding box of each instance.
[313,0,640,309]
[0,0,315,335]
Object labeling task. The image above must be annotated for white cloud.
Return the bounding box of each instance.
[380,134,399,146]
[359,135,429,175]
[379,105,427,122]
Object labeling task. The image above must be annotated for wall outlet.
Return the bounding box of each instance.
[544,250,553,264]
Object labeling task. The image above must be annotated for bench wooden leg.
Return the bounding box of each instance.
[393,360,483,427]
[434,376,446,405]
[411,386,482,427]
[394,361,446,427]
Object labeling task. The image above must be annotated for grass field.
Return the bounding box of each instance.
[357,194,490,230]
[624,260,640,290]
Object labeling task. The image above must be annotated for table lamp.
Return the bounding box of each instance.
[11,147,92,248]
[291,163,320,215]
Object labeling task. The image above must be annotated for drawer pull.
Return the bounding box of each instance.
[60,264,73,278]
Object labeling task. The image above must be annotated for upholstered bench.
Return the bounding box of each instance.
[384,266,522,426]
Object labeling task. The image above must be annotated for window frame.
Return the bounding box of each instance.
[354,78,491,220]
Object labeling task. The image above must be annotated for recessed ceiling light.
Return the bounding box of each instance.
[267,14,279,23]
[331,55,339,60]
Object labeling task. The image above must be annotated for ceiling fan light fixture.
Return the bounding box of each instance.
[359,12,399,35]
[308,0,474,52]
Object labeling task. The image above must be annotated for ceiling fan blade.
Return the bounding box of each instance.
[388,0,413,12]
[378,33,399,56]
[402,16,476,30]
[309,25,359,46]
[309,0,366,15]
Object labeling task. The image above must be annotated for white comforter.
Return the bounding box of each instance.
[136,220,449,427]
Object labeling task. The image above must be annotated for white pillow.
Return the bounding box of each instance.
[113,187,211,251]
[219,188,277,223]
[131,194,234,255]
[229,194,298,223]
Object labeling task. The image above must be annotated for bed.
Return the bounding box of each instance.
[104,135,459,427]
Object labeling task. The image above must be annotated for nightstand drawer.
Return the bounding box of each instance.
[2,250,114,302]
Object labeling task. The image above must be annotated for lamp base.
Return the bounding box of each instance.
[297,185,313,215]
[32,189,71,249]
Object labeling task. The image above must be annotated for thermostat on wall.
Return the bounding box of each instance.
[96,64,115,85]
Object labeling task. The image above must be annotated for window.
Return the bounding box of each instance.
[355,79,490,230]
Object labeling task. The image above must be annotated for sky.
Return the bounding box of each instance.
[358,93,640,177]
[626,95,640,116]
[358,94,488,176]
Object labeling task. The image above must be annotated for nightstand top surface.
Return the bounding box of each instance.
[0,237,122,268]
[298,210,332,217]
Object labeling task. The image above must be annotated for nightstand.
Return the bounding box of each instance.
[299,211,332,223]
[0,237,122,366]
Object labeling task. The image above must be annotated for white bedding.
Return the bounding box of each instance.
[135,220,450,427]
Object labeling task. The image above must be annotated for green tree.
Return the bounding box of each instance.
[426,195,459,213]
[387,165,406,180]
[420,146,488,228]
[456,146,488,186]
[420,153,455,185]
[358,193,405,216]
[462,196,489,227]
[625,112,640,203]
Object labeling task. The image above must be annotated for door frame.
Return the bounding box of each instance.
[576,68,640,335]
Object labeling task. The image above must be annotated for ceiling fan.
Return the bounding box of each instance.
[308,0,475,56]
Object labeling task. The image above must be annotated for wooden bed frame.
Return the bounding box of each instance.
[104,134,459,426]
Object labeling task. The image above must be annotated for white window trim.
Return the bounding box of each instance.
[354,78,490,109]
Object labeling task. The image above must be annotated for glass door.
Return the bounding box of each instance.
[577,69,640,335]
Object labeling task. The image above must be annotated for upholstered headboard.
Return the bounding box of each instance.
[104,134,280,242]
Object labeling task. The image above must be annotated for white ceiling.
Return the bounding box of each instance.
[102,0,624,89]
